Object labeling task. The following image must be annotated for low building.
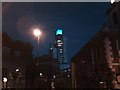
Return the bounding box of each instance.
[25,54,60,88]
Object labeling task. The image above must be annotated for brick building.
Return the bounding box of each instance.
[71,2,120,89]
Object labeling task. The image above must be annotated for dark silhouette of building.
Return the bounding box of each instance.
[61,68,71,78]
[25,54,60,88]
[2,32,33,88]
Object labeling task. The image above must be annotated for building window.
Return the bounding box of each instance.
[113,12,119,25]
[82,60,85,64]
[68,69,70,71]
[96,46,101,60]
[91,49,95,69]
[116,40,120,50]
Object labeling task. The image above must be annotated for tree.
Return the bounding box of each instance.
[13,40,33,60]
[2,32,13,48]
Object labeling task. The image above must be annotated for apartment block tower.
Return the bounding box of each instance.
[49,29,68,69]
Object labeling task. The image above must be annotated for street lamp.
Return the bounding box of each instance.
[40,73,43,77]
[16,68,19,72]
[3,77,8,88]
[33,28,41,66]
[33,28,42,85]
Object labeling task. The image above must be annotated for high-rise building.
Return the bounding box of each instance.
[55,29,64,64]
[49,29,68,69]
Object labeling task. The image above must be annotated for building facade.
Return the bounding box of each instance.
[71,28,119,88]
[71,2,120,89]
[107,2,120,52]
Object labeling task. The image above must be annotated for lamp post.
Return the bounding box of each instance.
[33,28,41,87]
[33,28,41,67]
[3,77,7,89]
[14,68,19,88]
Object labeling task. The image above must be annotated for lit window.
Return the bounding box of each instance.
[60,49,63,51]
[82,60,85,64]
[60,56,63,57]
[58,44,62,47]
[60,57,63,59]
[16,69,19,72]
[68,69,70,71]
[53,75,56,79]
[40,73,43,76]
[57,40,61,43]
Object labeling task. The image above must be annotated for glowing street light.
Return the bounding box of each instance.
[53,75,56,79]
[3,77,7,83]
[16,68,19,72]
[33,28,41,37]
[3,77,8,88]
[40,73,43,77]
[33,28,42,66]
[33,28,42,83]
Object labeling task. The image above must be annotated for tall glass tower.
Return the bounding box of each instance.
[55,29,64,64]
[49,29,69,69]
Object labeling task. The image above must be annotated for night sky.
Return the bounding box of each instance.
[2,2,111,61]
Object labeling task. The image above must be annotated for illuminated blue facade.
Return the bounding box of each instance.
[56,29,63,35]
